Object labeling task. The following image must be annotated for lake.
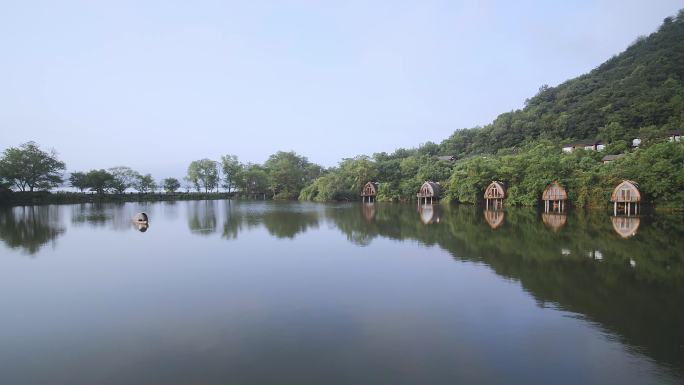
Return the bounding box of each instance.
[0,200,683,385]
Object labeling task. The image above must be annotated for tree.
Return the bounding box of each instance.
[69,172,88,192]
[220,154,242,193]
[108,166,140,193]
[0,142,65,192]
[264,151,316,199]
[187,159,218,192]
[237,163,270,197]
[136,173,157,193]
[163,177,181,193]
[84,169,114,194]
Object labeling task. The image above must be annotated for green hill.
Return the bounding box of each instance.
[439,9,684,156]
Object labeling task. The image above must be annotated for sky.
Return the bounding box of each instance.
[0,0,682,180]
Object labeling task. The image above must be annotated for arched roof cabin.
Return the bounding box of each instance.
[484,181,505,199]
[611,181,641,202]
[361,182,379,197]
[417,181,441,204]
[542,182,567,201]
[610,180,641,216]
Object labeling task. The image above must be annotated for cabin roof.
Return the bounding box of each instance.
[361,181,379,196]
[602,154,625,162]
[417,181,441,197]
[610,180,641,202]
[542,181,568,200]
[436,155,456,162]
[484,181,505,199]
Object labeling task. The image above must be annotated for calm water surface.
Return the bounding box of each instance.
[0,201,683,385]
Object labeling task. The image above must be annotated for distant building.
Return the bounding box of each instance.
[632,138,641,147]
[668,130,681,142]
[436,155,457,162]
[562,140,605,153]
[602,154,625,164]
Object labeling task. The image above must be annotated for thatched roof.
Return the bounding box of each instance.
[542,181,568,201]
[417,181,441,198]
[484,181,505,199]
[361,181,379,196]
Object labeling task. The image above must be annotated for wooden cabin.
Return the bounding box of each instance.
[361,182,379,203]
[484,181,505,210]
[611,216,640,239]
[668,130,681,142]
[610,180,641,216]
[484,209,505,229]
[562,140,606,153]
[417,181,441,205]
[602,154,625,164]
[542,212,567,231]
[541,182,568,213]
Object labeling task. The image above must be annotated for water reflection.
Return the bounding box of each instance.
[542,212,567,231]
[611,216,641,238]
[418,204,441,224]
[72,203,157,231]
[187,200,218,235]
[0,206,65,255]
[1,201,683,380]
[483,209,505,229]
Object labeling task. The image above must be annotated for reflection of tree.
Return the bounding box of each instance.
[71,202,151,231]
[328,204,684,376]
[261,209,319,239]
[187,200,217,235]
[0,206,65,255]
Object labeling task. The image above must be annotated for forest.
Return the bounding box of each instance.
[1,10,683,208]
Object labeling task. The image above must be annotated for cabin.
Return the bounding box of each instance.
[417,181,441,204]
[610,180,641,216]
[484,209,505,229]
[632,138,641,148]
[436,155,457,162]
[484,181,505,210]
[542,213,567,231]
[361,182,379,203]
[669,130,681,142]
[610,216,640,239]
[602,154,625,164]
[562,140,605,153]
[541,181,567,213]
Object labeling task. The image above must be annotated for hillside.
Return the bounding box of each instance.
[438,9,684,157]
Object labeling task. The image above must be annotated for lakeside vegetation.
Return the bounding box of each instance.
[1,11,683,208]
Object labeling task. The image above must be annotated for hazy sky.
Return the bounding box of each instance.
[1,1,681,179]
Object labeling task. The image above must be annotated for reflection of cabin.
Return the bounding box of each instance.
[484,209,505,229]
[484,181,505,209]
[610,180,641,216]
[611,216,641,238]
[417,181,441,204]
[362,203,376,222]
[542,213,567,231]
[361,182,379,203]
[562,140,606,153]
[418,204,441,224]
[542,182,567,213]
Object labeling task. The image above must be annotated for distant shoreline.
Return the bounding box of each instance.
[0,191,238,207]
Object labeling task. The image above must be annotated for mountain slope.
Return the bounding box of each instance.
[439,10,684,156]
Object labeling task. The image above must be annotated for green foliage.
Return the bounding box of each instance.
[108,166,140,193]
[83,169,115,194]
[220,154,242,193]
[69,172,88,192]
[237,163,270,197]
[136,173,157,193]
[186,159,219,192]
[163,177,181,193]
[0,142,65,192]
[264,151,317,199]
